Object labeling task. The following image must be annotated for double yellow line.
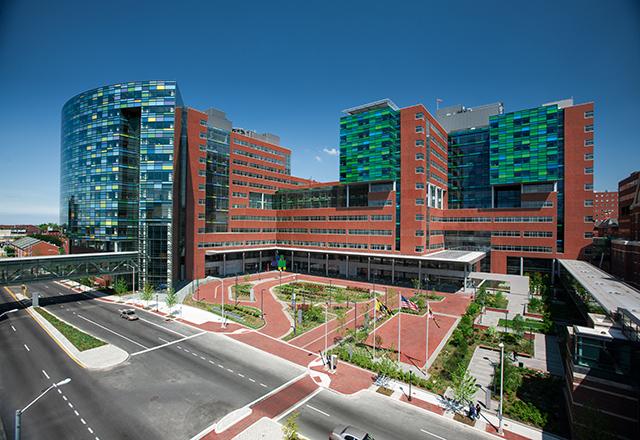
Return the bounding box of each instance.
[3,286,85,369]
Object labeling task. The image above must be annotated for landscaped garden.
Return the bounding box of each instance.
[274,282,373,304]
[185,295,265,329]
[284,303,329,340]
[475,286,508,309]
[231,283,252,301]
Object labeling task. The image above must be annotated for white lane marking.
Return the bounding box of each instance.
[11,325,16,332]
[88,427,94,434]
[209,360,215,365]
[420,428,446,440]
[192,352,198,357]
[63,396,68,401]
[80,418,86,424]
[129,331,206,357]
[176,345,182,350]
[237,373,245,378]
[184,349,190,353]
[260,383,267,388]
[218,364,224,369]
[249,378,256,383]
[306,404,330,417]
[158,337,170,343]
[42,370,50,379]
[57,389,62,394]
[76,302,81,304]
[68,402,73,408]
[74,410,79,416]
[226,368,234,373]
[137,316,187,337]
[78,314,148,349]
[200,356,205,360]
[24,344,30,352]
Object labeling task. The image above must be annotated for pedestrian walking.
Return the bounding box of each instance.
[476,403,482,419]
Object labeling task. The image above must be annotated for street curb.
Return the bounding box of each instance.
[29,306,129,370]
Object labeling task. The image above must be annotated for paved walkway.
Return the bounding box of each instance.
[520,334,563,376]
[467,346,500,411]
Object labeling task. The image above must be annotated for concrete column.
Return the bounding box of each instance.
[367,257,371,281]
[307,252,310,273]
[222,254,226,277]
[242,252,245,274]
[464,263,468,290]
[346,255,349,279]
[520,257,524,276]
[346,185,350,208]
[418,260,422,285]
[391,258,395,283]
[259,251,262,272]
[551,258,556,282]
[326,253,329,276]
[291,250,294,272]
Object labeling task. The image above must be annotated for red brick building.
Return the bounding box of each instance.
[593,190,618,223]
[9,237,60,257]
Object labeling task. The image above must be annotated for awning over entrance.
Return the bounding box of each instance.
[469,271,530,296]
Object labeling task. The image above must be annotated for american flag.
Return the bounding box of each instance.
[401,295,418,311]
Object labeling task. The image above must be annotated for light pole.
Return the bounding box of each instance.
[221,280,226,328]
[498,342,505,435]
[324,300,329,355]
[0,309,18,320]
[15,378,71,440]
[261,289,265,319]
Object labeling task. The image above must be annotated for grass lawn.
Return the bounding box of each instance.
[284,304,332,340]
[35,307,106,351]
[185,295,264,329]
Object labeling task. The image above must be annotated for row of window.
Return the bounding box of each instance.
[233,138,288,159]
[493,245,552,253]
[233,149,285,166]
[232,169,302,186]
[434,216,554,223]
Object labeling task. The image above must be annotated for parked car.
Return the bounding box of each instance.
[329,425,374,440]
[119,309,138,321]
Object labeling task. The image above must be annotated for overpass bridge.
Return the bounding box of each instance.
[0,252,138,285]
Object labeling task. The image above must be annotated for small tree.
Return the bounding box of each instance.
[141,283,154,304]
[165,287,177,315]
[493,359,522,396]
[411,278,421,292]
[243,274,251,284]
[485,326,498,344]
[452,369,477,405]
[114,277,128,300]
[335,307,347,336]
[282,411,300,440]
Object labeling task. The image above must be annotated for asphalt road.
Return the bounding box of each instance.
[1,281,304,439]
[280,389,492,440]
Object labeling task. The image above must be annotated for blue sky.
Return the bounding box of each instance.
[0,0,638,224]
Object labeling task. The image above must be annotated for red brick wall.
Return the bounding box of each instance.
[562,103,595,259]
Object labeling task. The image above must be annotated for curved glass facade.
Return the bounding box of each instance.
[60,80,181,287]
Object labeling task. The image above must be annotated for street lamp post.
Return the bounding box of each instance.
[15,378,71,440]
[261,289,265,319]
[498,342,505,435]
[324,301,329,355]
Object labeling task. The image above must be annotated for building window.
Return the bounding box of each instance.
[584,232,594,239]
[415,214,424,221]
[584,200,594,207]
[416,230,424,237]
[415,125,424,133]
[584,124,594,132]
[416,166,424,173]
[416,198,424,206]
[415,246,424,253]
[584,139,594,146]
[200,119,207,126]
[585,167,593,174]
[584,153,593,160]
[416,153,424,160]
[415,112,424,120]
[199,132,206,139]
[584,216,594,222]
[416,183,425,189]
[415,140,424,147]
[584,183,593,191]
[584,110,594,118]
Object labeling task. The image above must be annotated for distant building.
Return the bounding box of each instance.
[9,237,60,257]
[611,171,640,286]
[593,190,618,223]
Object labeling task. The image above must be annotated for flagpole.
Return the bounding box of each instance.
[397,292,401,363]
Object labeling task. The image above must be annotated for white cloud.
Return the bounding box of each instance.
[315,155,322,162]
[323,147,339,156]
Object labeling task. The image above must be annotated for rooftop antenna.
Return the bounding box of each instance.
[436,98,443,110]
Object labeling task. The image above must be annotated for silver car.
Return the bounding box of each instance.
[329,425,374,440]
